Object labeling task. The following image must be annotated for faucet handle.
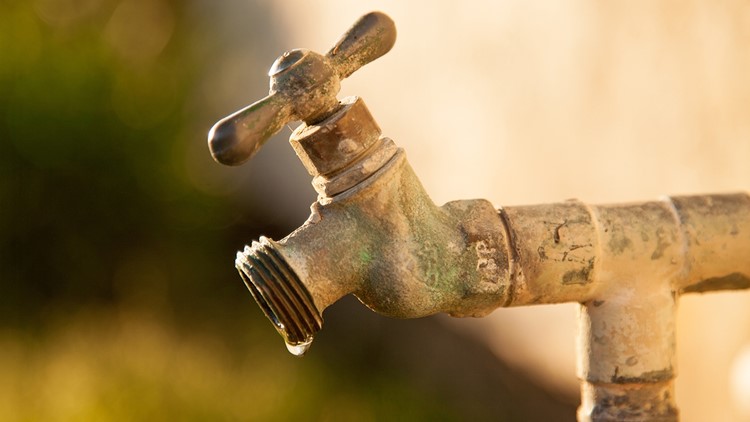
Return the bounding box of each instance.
[208,11,397,166]
[326,11,398,80]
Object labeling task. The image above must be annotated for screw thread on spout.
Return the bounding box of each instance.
[235,237,322,354]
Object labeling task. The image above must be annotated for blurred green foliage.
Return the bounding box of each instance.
[0,308,468,421]
[0,0,234,324]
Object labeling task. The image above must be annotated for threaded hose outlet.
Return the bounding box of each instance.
[235,237,323,356]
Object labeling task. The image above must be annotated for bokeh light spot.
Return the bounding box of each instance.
[34,0,102,28]
[104,0,174,64]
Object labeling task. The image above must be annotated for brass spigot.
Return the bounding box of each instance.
[208,11,750,421]
[208,12,507,355]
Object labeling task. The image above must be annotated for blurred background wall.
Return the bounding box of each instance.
[2,0,749,421]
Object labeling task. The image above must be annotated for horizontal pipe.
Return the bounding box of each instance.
[501,192,750,307]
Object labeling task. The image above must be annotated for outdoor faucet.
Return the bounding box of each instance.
[208,12,750,422]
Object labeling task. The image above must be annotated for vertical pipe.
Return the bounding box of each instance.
[577,202,683,421]
[577,294,678,421]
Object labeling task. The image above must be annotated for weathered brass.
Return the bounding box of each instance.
[207,12,396,166]
[208,11,750,422]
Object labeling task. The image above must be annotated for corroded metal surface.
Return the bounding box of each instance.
[209,11,750,422]
[235,96,750,418]
[502,195,749,421]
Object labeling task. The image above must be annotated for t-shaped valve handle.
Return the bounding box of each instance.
[208,11,397,166]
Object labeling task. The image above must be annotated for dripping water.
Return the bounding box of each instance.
[286,338,313,357]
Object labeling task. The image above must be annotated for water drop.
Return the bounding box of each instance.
[286,339,312,357]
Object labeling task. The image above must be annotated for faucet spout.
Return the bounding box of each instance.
[235,103,513,353]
